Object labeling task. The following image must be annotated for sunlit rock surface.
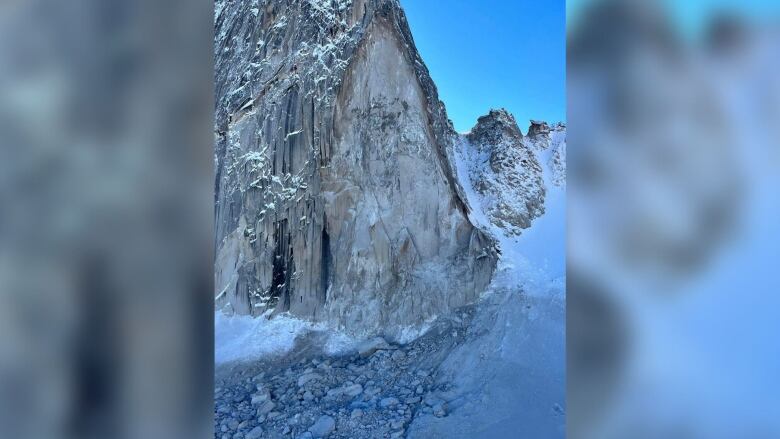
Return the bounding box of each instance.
[214,0,497,336]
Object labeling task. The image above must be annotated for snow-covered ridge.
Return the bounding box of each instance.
[456,109,566,238]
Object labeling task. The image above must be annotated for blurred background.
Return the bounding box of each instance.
[568,0,780,437]
[0,0,214,438]
[2,0,779,438]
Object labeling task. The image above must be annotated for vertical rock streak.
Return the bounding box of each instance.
[215,0,496,335]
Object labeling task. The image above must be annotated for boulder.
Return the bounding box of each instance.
[308,415,336,438]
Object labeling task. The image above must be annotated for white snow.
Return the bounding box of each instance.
[454,131,566,292]
[323,331,361,356]
[396,316,437,344]
[408,125,566,438]
[284,129,303,140]
[215,311,313,364]
[215,311,366,365]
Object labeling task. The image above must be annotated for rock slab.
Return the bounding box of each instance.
[308,415,336,438]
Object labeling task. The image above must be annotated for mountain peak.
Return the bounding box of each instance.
[467,108,523,146]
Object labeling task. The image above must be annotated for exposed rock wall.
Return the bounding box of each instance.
[463,110,547,236]
[214,0,496,336]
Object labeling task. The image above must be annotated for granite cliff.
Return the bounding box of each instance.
[214,0,498,336]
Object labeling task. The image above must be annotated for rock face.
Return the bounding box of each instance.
[214,0,497,335]
[462,110,547,236]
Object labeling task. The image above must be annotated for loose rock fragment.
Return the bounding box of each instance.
[308,415,336,438]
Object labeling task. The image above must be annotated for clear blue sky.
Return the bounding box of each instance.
[401,0,566,133]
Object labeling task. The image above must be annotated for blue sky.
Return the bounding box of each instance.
[401,0,566,133]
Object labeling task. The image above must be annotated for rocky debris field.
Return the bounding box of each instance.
[214,304,479,439]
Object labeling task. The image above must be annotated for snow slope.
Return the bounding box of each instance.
[454,125,566,283]
[406,126,566,438]
[215,311,359,365]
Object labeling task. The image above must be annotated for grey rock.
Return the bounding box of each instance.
[251,390,270,405]
[423,396,442,407]
[214,0,497,336]
[357,337,392,358]
[391,350,406,362]
[245,426,264,439]
[298,372,323,387]
[380,397,399,408]
[390,419,406,429]
[267,411,282,420]
[257,400,276,415]
[350,409,363,419]
[433,403,447,417]
[526,120,552,148]
[308,415,336,438]
[405,396,421,404]
[343,383,363,397]
[364,387,381,397]
[462,109,547,235]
